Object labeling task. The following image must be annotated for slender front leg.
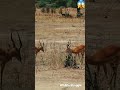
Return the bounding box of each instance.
[103,64,108,78]
[1,64,5,90]
[78,53,80,59]
[35,54,37,65]
[81,52,84,65]
[113,63,118,88]
[96,65,100,74]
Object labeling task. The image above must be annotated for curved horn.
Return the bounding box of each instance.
[67,40,71,47]
[69,40,71,44]
[42,40,44,46]
[39,39,42,46]
[16,31,22,50]
[42,42,44,47]
[11,32,16,48]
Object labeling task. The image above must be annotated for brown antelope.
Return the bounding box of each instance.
[86,45,120,87]
[0,31,22,90]
[35,40,44,57]
[71,45,85,57]
[65,41,85,66]
[66,41,85,59]
[35,40,44,73]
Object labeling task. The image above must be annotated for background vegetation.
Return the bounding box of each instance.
[35,0,78,8]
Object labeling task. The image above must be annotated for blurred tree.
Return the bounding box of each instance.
[36,0,78,8]
[71,0,78,8]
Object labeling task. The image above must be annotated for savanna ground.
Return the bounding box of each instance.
[35,8,85,90]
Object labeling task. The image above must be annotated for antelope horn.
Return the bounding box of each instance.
[39,40,42,46]
[42,40,44,46]
[68,40,71,45]
[69,40,71,44]
[7,43,11,51]
[42,42,44,47]
[16,31,22,50]
[68,40,71,47]
[8,43,11,49]
[11,32,16,48]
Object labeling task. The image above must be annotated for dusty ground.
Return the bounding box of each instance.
[36,69,85,90]
[35,8,85,90]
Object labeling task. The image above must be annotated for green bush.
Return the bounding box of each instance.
[36,0,77,8]
[38,1,46,7]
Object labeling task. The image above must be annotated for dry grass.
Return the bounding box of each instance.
[36,41,85,71]
[35,8,85,90]
[35,7,85,70]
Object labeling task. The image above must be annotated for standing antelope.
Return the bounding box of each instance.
[35,40,44,57]
[71,45,85,58]
[66,42,85,60]
[0,31,22,90]
[86,45,120,87]
[66,41,85,65]
[35,40,44,73]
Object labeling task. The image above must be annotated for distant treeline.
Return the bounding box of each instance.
[35,0,78,8]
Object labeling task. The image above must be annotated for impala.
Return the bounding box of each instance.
[66,41,85,59]
[86,45,120,87]
[35,40,44,57]
[65,41,85,66]
[0,31,22,90]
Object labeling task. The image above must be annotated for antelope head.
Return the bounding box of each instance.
[38,40,44,52]
[66,40,72,54]
[67,40,71,49]
[8,31,22,63]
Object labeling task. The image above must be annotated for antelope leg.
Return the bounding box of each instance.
[108,71,117,88]
[78,53,80,59]
[81,53,84,65]
[112,60,119,87]
[1,64,5,90]
[114,72,117,88]
[103,64,108,78]
[110,72,115,85]
[96,65,100,74]
[113,65,118,88]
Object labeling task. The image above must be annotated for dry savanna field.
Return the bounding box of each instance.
[35,8,85,90]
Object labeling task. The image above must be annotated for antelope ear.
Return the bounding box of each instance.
[42,42,44,46]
